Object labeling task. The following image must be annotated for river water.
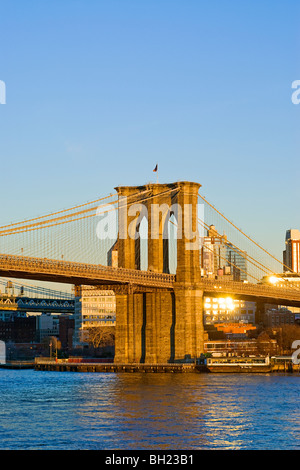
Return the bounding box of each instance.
[0,369,299,450]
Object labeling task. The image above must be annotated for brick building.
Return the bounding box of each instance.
[0,315,36,343]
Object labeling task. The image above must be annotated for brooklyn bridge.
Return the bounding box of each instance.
[1,181,299,364]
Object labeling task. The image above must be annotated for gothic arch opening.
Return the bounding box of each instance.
[136,216,148,271]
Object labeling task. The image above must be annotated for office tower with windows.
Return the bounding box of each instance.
[226,243,247,281]
[283,229,300,273]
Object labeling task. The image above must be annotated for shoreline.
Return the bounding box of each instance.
[1,357,299,374]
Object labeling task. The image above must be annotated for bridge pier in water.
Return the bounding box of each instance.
[114,291,176,364]
[114,181,204,364]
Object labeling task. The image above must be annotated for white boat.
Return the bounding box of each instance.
[206,356,271,373]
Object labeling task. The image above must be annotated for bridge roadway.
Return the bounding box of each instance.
[1,253,300,306]
[200,278,300,308]
[0,253,175,290]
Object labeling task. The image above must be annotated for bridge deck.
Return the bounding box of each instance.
[0,253,175,289]
[200,279,300,307]
[1,253,300,305]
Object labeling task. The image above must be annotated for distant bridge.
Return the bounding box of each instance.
[16,297,75,314]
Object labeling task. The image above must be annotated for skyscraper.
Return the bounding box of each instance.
[226,243,247,281]
[200,225,227,277]
[200,225,247,281]
[283,229,300,273]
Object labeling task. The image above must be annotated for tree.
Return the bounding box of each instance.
[256,331,278,356]
[266,325,300,355]
[280,325,300,354]
[85,326,115,349]
[42,336,61,357]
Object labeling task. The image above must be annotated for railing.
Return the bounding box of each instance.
[0,253,175,287]
[200,278,300,302]
[2,252,300,302]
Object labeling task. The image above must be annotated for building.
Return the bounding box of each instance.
[74,286,116,344]
[226,242,247,281]
[283,229,300,273]
[201,225,227,277]
[35,312,59,342]
[200,225,247,281]
[59,315,75,349]
[212,322,256,339]
[204,337,278,357]
[263,308,295,328]
[204,339,258,356]
[0,284,19,321]
[203,296,256,325]
[259,274,300,320]
[0,315,36,343]
[107,241,118,268]
[0,309,19,322]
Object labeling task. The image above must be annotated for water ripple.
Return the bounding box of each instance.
[0,370,299,449]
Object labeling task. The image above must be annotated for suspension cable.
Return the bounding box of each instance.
[198,193,291,272]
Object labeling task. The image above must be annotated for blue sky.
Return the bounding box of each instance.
[0,0,299,263]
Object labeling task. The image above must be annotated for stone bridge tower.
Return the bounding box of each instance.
[113,181,204,364]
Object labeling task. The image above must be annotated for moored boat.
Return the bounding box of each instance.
[206,356,271,373]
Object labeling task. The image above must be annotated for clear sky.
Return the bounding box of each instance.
[0,0,299,263]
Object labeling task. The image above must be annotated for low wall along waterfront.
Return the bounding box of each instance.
[33,356,300,373]
[34,358,202,373]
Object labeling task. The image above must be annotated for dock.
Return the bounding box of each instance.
[34,358,207,373]
[2,356,299,373]
[0,361,35,369]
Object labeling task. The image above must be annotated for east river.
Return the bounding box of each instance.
[0,369,299,450]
